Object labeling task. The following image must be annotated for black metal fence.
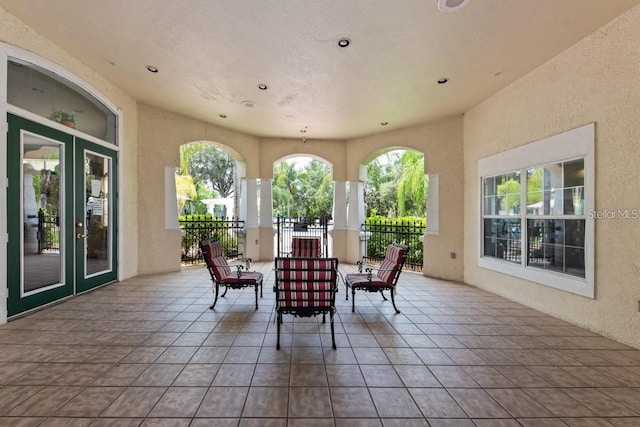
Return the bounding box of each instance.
[37,209,60,253]
[179,216,244,265]
[361,217,425,271]
[276,216,331,257]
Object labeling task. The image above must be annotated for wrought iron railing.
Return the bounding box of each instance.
[361,217,425,271]
[179,216,244,265]
[276,216,330,257]
[37,209,60,253]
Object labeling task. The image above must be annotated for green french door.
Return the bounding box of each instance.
[74,138,118,293]
[7,114,117,317]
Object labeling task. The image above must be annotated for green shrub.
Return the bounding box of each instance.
[364,215,426,266]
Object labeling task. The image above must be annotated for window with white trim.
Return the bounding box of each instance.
[478,124,594,298]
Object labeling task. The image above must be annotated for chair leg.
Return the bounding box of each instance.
[390,287,400,314]
[254,285,259,310]
[345,283,349,300]
[209,283,220,310]
[276,311,282,350]
[330,310,336,350]
[381,290,388,301]
[221,286,229,297]
[260,283,263,297]
[351,288,356,313]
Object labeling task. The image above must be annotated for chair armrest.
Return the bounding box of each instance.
[364,267,373,281]
[229,263,245,279]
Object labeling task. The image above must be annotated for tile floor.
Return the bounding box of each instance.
[0,263,639,426]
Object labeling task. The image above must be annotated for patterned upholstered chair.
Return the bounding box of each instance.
[291,236,321,257]
[345,244,407,313]
[274,257,339,349]
[200,240,263,310]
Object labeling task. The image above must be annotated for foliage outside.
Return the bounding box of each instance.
[272,159,333,218]
[364,215,425,268]
[176,143,236,216]
[365,150,428,218]
[179,213,240,263]
[495,168,543,214]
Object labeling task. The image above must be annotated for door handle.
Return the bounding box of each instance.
[76,233,87,239]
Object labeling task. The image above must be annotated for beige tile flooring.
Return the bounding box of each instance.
[1,263,640,426]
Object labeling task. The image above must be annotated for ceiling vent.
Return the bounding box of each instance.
[437,0,471,12]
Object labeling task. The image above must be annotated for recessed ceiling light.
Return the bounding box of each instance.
[241,101,255,108]
[437,78,449,84]
[437,0,471,12]
[258,84,268,90]
[146,65,158,73]
[338,38,351,48]
[219,114,227,119]
[381,121,388,126]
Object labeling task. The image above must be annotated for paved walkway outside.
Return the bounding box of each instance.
[0,262,639,426]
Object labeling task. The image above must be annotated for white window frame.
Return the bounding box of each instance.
[477,123,595,298]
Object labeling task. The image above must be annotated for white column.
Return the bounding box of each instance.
[259,178,273,228]
[426,173,439,235]
[244,178,258,228]
[347,180,365,231]
[164,166,179,229]
[333,180,347,229]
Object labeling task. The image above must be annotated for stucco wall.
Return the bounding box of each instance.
[0,6,140,280]
[349,116,465,281]
[464,6,640,348]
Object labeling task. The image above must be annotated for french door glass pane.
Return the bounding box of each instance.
[84,152,111,276]
[23,136,63,292]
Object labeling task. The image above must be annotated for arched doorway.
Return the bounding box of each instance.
[272,155,334,257]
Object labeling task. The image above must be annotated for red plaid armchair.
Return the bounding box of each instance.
[274,257,339,349]
[201,240,263,310]
[345,244,406,313]
[291,237,321,257]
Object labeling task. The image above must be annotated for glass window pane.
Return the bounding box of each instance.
[497,172,521,215]
[23,137,63,292]
[8,59,117,144]
[563,159,585,215]
[483,218,521,263]
[527,219,585,278]
[85,152,112,276]
[483,172,521,216]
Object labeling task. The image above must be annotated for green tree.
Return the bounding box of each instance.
[298,160,333,218]
[397,151,428,216]
[178,142,204,175]
[189,144,235,198]
[272,159,333,218]
[365,151,400,216]
[526,167,543,205]
[365,150,427,217]
[273,161,298,217]
[497,176,521,214]
[175,174,197,214]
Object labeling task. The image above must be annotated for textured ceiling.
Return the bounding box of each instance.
[1,0,638,140]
